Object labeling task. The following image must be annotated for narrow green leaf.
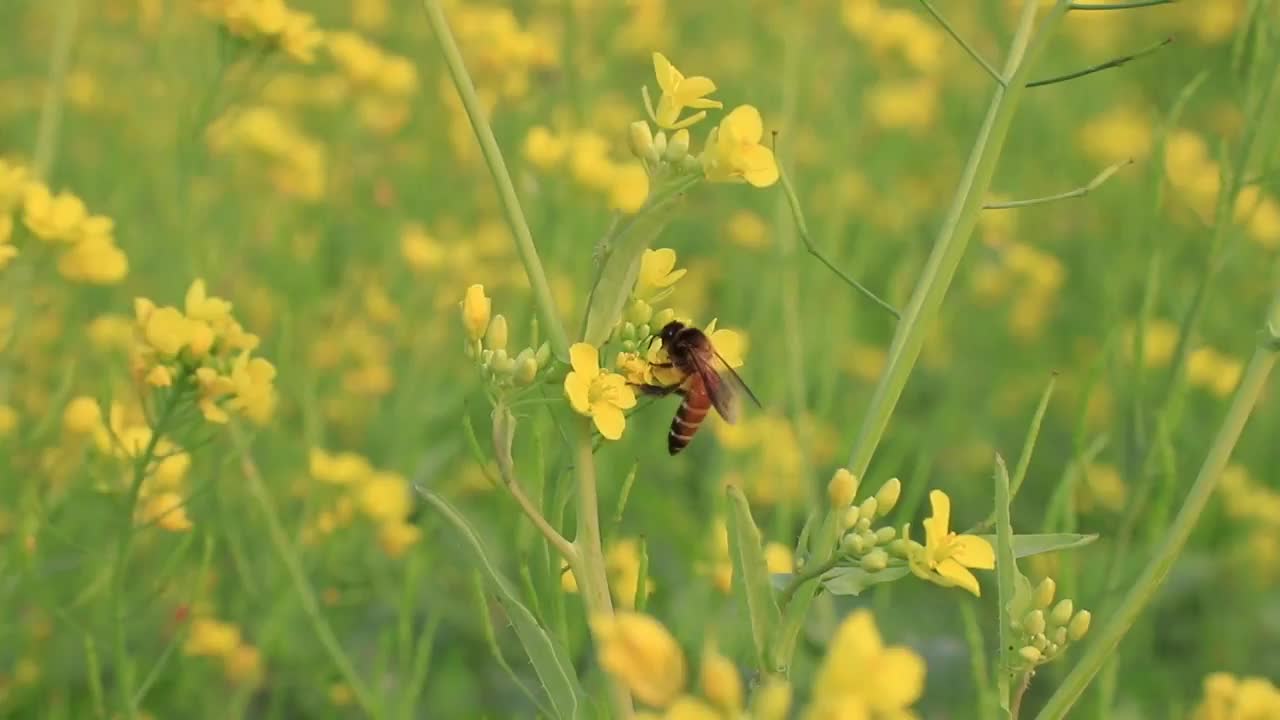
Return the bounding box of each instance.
[418,487,584,719]
[726,485,783,672]
[819,566,911,596]
[977,533,1099,558]
[582,203,680,345]
[994,454,1019,718]
[1010,374,1056,499]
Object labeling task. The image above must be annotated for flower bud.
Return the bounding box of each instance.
[461,284,490,341]
[1018,646,1042,664]
[841,532,864,555]
[1034,577,1056,609]
[535,342,552,368]
[629,121,657,164]
[700,646,742,712]
[1032,634,1048,651]
[1023,610,1046,636]
[841,506,860,530]
[653,131,668,158]
[828,469,858,508]
[652,307,676,329]
[857,496,879,522]
[1050,599,1074,627]
[874,478,902,514]
[750,677,792,720]
[1053,627,1068,646]
[874,526,896,545]
[481,348,493,366]
[1068,610,1091,641]
[858,530,877,549]
[485,314,508,352]
[621,322,638,342]
[860,548,888,572]
[514,349,538,384]
[886,538,911,557]
[665,128,690,162]
[627,299,653,326]
[490,349,515,376]
[680,154,702,174]
[1045,642,1060,656]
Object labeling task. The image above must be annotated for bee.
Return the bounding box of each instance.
[639,320,761,454]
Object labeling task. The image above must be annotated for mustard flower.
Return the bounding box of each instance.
[634,248,687,304]
[700,105,779,188]
[460,284,491,342]
[590,612,687,708]
[907,490,995,596]
[805,609,925,719]
[565,343,636,440]
[649,52,722,130]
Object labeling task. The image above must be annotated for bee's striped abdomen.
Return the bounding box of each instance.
[668,379,711,455]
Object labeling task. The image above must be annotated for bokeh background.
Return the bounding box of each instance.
[2,0,1278,717]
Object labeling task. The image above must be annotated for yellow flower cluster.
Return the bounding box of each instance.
[842,0,944,131]
[1123,318,1244,397]
[1192,673,1280,720]
[1078,106,1153,166]
[1166,129,1280,247]
[459,284,553,389]
[449,5,558,100]
[86,399,195,532]
[561,537,656,609]
[523,125,651,213]
[132,279,277,425]
[206,106,327,201]
[198,0,323,64]
[970,223,1066,341]
[306,448,422,558]
[183,616,265,686]
[565,343,637,440]
[590,609,924,718]
[325,31,418,135]
[0,159,129,283]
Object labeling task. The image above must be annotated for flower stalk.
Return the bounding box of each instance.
[771,0,1072,674]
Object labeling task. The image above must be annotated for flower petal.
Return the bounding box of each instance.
[928,490,952,536]
[569,342,601,378]
[593,403,627,440]
[936,558,981,596]
[950,534,995,570]
[652,52,677,93]
[740,145,779,188]
[709,329,745,368]
[564,372,592,415]
[725,105,763,143]
[869,647,926,711]
[677,75,717,103]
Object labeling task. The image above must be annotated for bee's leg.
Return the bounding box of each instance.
[633,381,683,397]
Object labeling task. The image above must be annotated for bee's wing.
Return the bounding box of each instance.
[688,349,760,424]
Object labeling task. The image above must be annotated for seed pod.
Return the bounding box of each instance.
[1068,610,1091,641]
[1050,599,1074,627]
[874,478,902,514]
[1034,577,1056,609]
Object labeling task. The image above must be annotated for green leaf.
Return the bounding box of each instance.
[994,454,1020,718]
[726,486,783,673]
[819,566,911,596]
[978,533,1099,559]
[417,487,584,719]
[582,196,683,345]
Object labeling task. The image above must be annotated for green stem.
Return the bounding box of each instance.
[230,424,378,717]
[421,0,570,361]
[111,383,185,720]
[570,419,634,718]
[32,0,80,180]
[1034,289,1280,720]
[771,0,1070,674]
[1025,37,1172,88]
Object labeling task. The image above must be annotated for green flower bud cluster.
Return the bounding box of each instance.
[629,121,702,176]
[834,476,902,572]
[613,304,676,353]
[465,306,553,388]
[1009,577,1091,671]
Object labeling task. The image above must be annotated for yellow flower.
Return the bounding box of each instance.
[564,343,637,440]
[228,353,278,423]
[702,319,746,369]
[184,618,242,657]
[137,492,193,532]
[523,125,565,170]
[358,471,412,522]
[650,52,721,130]
[461,284,491,342]
[805,610,925,719]
[62,396,102,434]
[22,183,87,242]
[635,248,687,304]
[378,521,421,558]
[610,163,650,213]
[57,234,129,284]
[222,643,264,686]
[701,106,779,188]
[700,643,743,712]
[607,538,656,609]
[907,490,995,596]
[591,611,687,708]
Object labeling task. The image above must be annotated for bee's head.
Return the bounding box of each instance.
[658,320,685,345]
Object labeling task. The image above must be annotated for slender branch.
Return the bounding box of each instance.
[775,139,900,319]
[494,426,578,563]
[917,0,1006,86]
[421,0,571,361]
[230,424,378,717]
[1012,672,1033,719]
[1069,0,1173,9]
[984,158,1132,209]
[1035,288,1280,720]
[778,555,839,608]
[1027,37,1173,88]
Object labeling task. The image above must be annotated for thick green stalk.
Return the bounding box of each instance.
[421,0,571,361]
[772,0,1071,674]
[571,419,634,718]
[1033,288,1280,720]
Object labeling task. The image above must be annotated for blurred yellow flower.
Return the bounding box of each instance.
[378,521,422,558]
[805,609,925,719]
[358,471,412,523]
[22,183,87,242]
[460,284,491,342]
[184,618,241,657]
[1192,672,1280,720]
[137,492,193,532]
[1078,106,1152,165]
[564,343,637,440]
[523,125,566,170]
[610,163,650,213]
[725,210,769,249]
[650,52,721,130]
[222,643,264,685]
[0,403,22,435]
[635,248,687,304]
[701,106,779,188]
[591,611,687,708]
[867,79,938,131]
[62,396,101,435]
[907,490,995,596]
